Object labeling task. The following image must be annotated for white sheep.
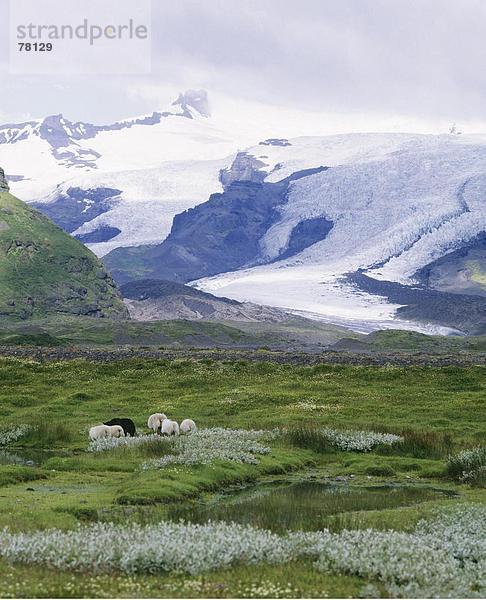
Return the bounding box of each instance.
[147,413,167,434]
[161,418,179,436]
[105,424,125,438]
[89,424,110,441]
[180,419,197,434]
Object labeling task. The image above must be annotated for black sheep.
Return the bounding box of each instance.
[104,418,136,437]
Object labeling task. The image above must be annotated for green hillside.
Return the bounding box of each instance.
[0,187,127,320]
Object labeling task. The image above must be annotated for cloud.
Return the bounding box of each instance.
[0,0,486,127]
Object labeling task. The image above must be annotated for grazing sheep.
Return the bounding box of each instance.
[104,418,136,437]
[105,424,125,438]
[180,419,197,434]
[147,413,167,434]
[161,418,179,436]
[89,424,110,441]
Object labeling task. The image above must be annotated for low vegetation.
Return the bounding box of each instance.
[0,355,484,597]
[0,505,483,598]
[447,446,486,486]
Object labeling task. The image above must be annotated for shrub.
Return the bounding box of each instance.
[446,446,486,487]
[88,434,171,454]
[89,428,274,468]
[365,465,396,477]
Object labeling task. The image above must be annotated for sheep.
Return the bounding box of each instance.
[147,413,167,434]
[161,418,179,436]
[180,419,197,434]
[104,418,136,437]
[105,424,125,438]
[89,424,110,441]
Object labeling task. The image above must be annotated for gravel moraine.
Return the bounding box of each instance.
[0,346,485,367]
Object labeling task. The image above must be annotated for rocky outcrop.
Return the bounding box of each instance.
[32,187,121,233]
[219,152,267,189]
[172,89,210,118]
[121,279,292,322]
[348,271,486,335]
[104,166,329,285]
[0,167,9,191]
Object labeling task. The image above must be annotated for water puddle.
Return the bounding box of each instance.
[167,480,457,532]
[0,448,61,467]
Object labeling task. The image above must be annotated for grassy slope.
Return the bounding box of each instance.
[336,328,486,352]
[3,314,486,354]
[0,192,126,320]
[0,356,484,597]
[0,314,361,350]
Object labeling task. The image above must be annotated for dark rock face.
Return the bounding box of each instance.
[276,216,334,261]
[0,167,9,191]
[415,232,486,297]
[76,226,121,244]
[104,167,330,285]
[259,138,292,147]
[32,187,121,233]
[107,179,285,284]
[121,279,240,304]
[348,271,486,335]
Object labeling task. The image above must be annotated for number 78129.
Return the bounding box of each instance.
[18,42,53,51]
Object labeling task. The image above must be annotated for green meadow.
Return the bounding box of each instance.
[0,355,484,598]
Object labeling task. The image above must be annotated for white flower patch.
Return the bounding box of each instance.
[321,428,403,452]
[0,504,483,597]
[307,504,486,598]
[144,428,273,468]
[87,434,167,453]
[0,424,33,446]
[291,401,343,412]
[0,521,293,576]
[447,446,486,484]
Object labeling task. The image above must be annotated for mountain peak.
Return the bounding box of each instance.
[172,89,210,118]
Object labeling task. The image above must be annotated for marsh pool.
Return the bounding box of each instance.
[167,480,457,532]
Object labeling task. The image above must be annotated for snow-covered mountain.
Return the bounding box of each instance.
[1,93,485,334]
[0,90,246,255]
[104,132,486,334]
[0,90,351,257]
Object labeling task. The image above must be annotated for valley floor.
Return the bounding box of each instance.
[0,352,484,598]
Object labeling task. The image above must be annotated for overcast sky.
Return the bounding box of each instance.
[1,0,486,131]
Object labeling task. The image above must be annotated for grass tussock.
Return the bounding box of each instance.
[281,425,336,454]
[23,421,73,447]
[376,429,454,459]
[115,437,174,460]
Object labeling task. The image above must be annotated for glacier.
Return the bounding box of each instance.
[193,133,486,333]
